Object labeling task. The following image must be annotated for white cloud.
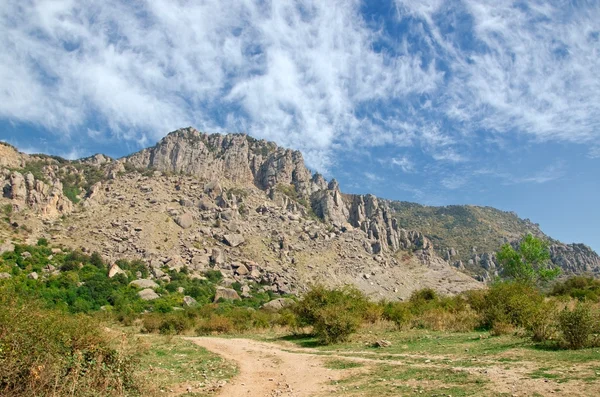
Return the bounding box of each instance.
[0,0,599,173]
[0,0,443,171]
[364,172,383,182]
[390,156,415,173]
[396,0,600,145]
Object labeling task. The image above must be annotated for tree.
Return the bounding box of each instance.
[496,234,561,285]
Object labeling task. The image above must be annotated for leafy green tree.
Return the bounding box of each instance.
[496,234,560,285]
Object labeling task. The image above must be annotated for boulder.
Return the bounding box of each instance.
[0,242,15,254]
[374,340,392,348]
[129,279,159,289]
[198,198,217,211]
[261,298,294,312]
[166,255,185,272]
[211,248,225,265]
[138,288,159,301]
[107,263,126,278]
[235,263,249,276]
[223,233,245,247]
[204,180,223,199]
[0,272,12,279]
[183,295,198,307]
[175,213,194,229]
[27,272,39,280]
[214,286,240,302]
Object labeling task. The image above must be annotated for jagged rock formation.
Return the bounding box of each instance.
[124,127,327,196]
[1,170,73,218]
[1,127,598,294]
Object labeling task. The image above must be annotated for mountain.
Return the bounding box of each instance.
[1,128,598,300]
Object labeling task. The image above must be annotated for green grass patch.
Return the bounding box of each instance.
[324,359,363,370]
[136,335,237,395]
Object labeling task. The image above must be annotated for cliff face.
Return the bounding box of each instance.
[124,128,326,196]
[2,127,599,280]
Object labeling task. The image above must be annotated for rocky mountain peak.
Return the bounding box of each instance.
[1,127,598,286]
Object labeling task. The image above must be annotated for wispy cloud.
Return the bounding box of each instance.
[391,156,415,173]
[364,172,384,182]
[0,0,599,174]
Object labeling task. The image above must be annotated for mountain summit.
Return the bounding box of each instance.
[1,128,598,299]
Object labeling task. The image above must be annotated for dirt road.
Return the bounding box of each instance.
[188,337,348,397]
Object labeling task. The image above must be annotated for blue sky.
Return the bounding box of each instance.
[1,0,600,252]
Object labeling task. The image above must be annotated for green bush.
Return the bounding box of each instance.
[382,302,413,329]
[158,313,193,335]
[0,294,137,396]
[558,303,595,349]
[476,282,545,330]
[551,276,600,302]
[313,306,361,345]
[526,299,558,343]
[294,285,369,344]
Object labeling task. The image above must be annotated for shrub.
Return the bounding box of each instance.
[158,313,192,335]
[294,285,369,344]
[0,294,137,396]
[558,303,595,349]
[363,302,384,323]
[196,315,234,335]
[313,306,361,345]
[477,282,544,330]
[551,276,600,302]
[141,314,163,333]
[382,302,413,329]
[525,300,558,343]
[294,285,370,326]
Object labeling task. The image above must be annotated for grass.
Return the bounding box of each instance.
[136,334,237,396]
[258,325,600,396]
[324,359,363,370]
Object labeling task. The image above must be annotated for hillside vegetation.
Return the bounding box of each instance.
[388,202,545,269]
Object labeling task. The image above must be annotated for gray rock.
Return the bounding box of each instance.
[214,286,241,302]
[261,298,294,312]
[27,272,38,280]
[198,199,217,211]
[183,295,198,307]
[0,242,15,254]
[175,213,194,229]
[0,272,12,279]
[138,288,160,301]
[204,180,223,199]
[166,256,185,272]
[235,263,249,276]
[129,279,159,289]
[211,248,225,265]
[223,233,245,247]
[107,263,126,278]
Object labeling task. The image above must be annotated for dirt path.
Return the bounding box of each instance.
[188,337,352,397]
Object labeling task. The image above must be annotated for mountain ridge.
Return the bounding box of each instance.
[1,128,599,294]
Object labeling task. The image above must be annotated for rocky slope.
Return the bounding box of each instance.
[1,128,598,299]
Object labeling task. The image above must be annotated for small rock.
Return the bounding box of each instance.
[374,340,392,348]
[108,263,126,278]
[138,288,160,301]
[129,279,159,289]
[183,295,198,307]
[214,286,241,302]
[175,213,194,229]
[223,233,245,247]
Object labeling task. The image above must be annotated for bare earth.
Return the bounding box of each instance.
[188,336,599,397]
[188,337,350,397]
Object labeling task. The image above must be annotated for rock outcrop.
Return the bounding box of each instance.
[2,170,73,218]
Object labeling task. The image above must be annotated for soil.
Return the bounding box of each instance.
[188,337,354,397]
